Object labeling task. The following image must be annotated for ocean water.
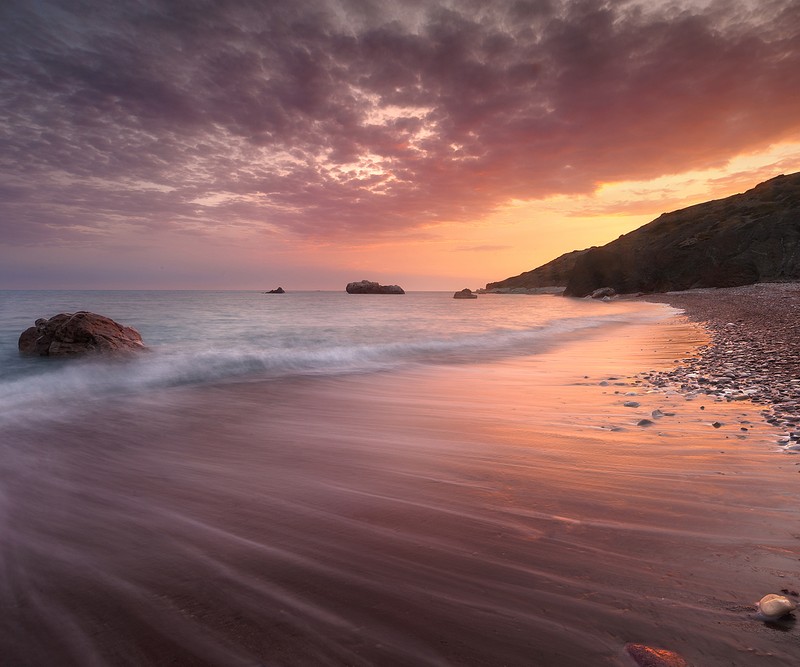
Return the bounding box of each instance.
[0,290,670,428]
[2,291,799,666]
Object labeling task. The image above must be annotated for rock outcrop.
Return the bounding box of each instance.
[486,172,800,296]
[346,280,405,294]
[590,287,616,299]
[453,288,478,299]
[265,287,285,293]
[19,312,146,357]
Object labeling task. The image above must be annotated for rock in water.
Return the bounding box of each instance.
[625,643,690,667]
[756,593,797,621]
[345,280,405,294]
[265,287,285,294]
[453,288,478,299]
[18,312,146,357]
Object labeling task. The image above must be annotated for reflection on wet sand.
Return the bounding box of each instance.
[1,320,799,666]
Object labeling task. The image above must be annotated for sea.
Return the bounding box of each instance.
[1,291,799,666]
[0,290,670,427]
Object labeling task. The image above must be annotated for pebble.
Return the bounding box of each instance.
[636,285,800,447]
[624,401,641,408]
[624,643,690,667]
[756,593,797,621]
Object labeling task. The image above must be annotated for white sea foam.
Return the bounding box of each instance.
[0,291,674,426]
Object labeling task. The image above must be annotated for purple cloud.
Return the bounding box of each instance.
[1,0,799,249]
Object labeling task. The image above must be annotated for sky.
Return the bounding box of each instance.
[1,0,799,290]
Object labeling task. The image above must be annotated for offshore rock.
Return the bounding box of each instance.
[18,312,146,357]
[453,288,478,299]
[265,287,285,293]
[346,280,405,294]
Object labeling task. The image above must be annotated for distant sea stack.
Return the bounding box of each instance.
[265,287,285,293]
[453,288,478,299]
[346,280,405,294]
[18,312,146,357]
[487,172,800,296]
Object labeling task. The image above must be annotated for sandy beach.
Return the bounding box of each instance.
[1,288,799,666]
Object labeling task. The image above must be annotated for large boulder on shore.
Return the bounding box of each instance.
[346,280,405,294]
[18,312,146,357]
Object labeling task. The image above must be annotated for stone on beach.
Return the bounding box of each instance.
[640,283,800,447]
[18,312,146,357]
[624,643,690,667]
[345,280,405,294]
[624,401,641,408]
[756,593,797,621]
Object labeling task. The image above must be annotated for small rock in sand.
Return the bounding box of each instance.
[624,401,641,408]
[625,643,690,667]
[756,593,797,621]
[637,419,654,427]
[712,421,723,428]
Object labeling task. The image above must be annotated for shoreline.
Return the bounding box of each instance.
[2,295,800,665]
[638,282,800,452]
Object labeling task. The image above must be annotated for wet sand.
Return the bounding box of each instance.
[1,310,799,665]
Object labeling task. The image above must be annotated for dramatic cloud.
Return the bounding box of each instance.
[1,0,799,248]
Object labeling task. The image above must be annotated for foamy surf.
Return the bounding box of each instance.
[0,293,674,428]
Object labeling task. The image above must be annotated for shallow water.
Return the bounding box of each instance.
[1,293,799,665]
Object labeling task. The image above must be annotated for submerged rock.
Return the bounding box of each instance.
[756,593,797,621]
[346,280,405,294]
[18,312,146,357]
[453,288,478,299]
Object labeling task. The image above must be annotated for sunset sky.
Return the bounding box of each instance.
[2,0,799,290]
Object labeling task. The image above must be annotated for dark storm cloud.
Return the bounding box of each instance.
[1,0,799,245]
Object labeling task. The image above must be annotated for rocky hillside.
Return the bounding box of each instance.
[487,173,800,296]
[485,249,589,291]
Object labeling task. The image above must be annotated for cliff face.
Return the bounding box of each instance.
[487,173,800,296]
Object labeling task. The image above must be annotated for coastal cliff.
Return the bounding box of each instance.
[487,172,800,296]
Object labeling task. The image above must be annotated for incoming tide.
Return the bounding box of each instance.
[0,290,668,428]
[1,291,799,666]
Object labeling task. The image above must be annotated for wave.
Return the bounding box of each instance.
[0,309,669,427]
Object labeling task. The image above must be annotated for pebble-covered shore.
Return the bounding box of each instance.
[638,282,800,451]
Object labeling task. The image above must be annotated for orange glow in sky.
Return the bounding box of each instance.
[2,1,800,289]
